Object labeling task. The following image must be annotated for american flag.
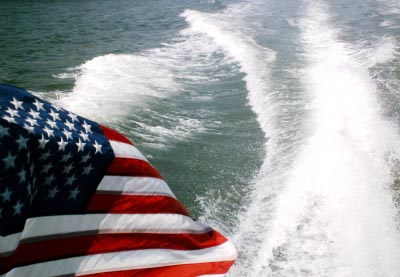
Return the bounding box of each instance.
[0,84,237,276]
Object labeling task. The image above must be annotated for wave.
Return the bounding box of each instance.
[378,0,400,28]
[57,54,181,120]
[378,0,400,15]
[182,6,284,276]
[183,1,400,276]
[54,1,400,275]
[55,22,237,148]
[182,9,276,136]
[252,1,400,276]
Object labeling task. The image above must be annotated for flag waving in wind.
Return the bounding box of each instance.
[0,84,237,276]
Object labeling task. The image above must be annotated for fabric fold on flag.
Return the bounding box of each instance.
[0,84,237,277]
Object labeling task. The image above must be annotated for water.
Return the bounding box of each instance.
[1,0,400,276]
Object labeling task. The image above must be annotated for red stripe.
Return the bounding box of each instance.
[107,158,163,179]
[81,260,235,277]
[88,194,189,216]
[100,125,133,145]
[0,231,227,274]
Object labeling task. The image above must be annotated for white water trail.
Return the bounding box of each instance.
[246,1,400,276]
[182,7,285,276]
[361,36,398,68]
[185,1,400,276]
[182,9,277,138]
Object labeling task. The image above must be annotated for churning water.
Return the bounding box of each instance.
[1,0,400,275]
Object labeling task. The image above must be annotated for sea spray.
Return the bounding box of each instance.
[182,7,292,276]
[56,28,232,148]
[184,1,400,276]
[251,1,400,276]
[182,9,277,137]
[58,54,181,120]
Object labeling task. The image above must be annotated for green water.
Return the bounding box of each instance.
[2,0,400,275]
[0,0,264,221]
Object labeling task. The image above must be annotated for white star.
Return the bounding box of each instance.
[48,186,59,199]
[30,163,35,175]
[23,124,34,134]
[25,117,38,127]
[10,97,24,110]
[65,120,76,131]
[49,110,60,121]
[63,163,74,175]
[62,129,73,140]
[0,126,9,137]
[69,187,80,199]
[2,115,16,124]
[68,112,78,122]
[1,187,12,202]
[93,140,102,154]
[66,175,77,186]
[29,189,37,205]
[17,169,27,184]
[27,181,33,196]
[41,163,53,174]
[39,150,51,161]
[3,152,16,169]
[81,153,91,163]
[16,135,29,150]
[76,139,86,152]
[58,137,68,151]
[79,131,89,141]
[38,135,49,149]
[45,174,56,185]
[82,121,92,133]
[5,107,19,117]
[46,119,58,129]
[33,99,45,111]
[28,109,41,119]
[83,164,93,175]
[61,152,72,163]
[52,105,63,111]
[43,126,54,137]
[13,200,24,216]
[26,151,31,163]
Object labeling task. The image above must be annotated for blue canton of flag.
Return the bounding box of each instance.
[0,84,114,236]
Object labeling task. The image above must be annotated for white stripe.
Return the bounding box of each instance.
[2,241,237,277]
[110,140,148,162]
[96,176,176,198]
[0,214,211,254]
[23,213,210,238]
[197,274,225,277]
[0,233,21,254]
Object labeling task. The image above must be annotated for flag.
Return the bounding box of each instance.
[0,84,237,276]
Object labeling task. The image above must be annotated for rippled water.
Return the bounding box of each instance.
[2,0,400,275]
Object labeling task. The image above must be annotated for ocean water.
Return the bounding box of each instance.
[1,0,400,276]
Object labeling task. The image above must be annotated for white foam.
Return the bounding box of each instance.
[57,54,181,120]
[360,36,398,67]
[55,24,233,147]
[378,0,400,15]
[380,20,400,29]
[130,114,206,148]
[183,1,400,276]
[181,9,277,138]
[246,1,400,276]
[181,7,286,277]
